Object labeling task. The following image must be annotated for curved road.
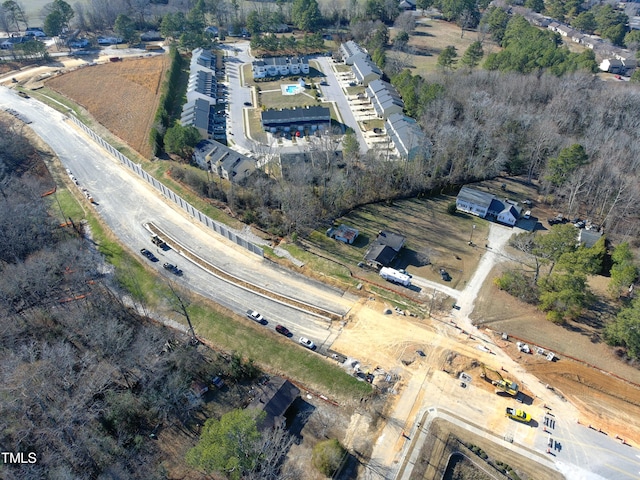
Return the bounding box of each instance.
[0,87,355,350]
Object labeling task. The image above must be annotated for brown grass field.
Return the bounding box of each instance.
[46,55,169,158]
[389,18,502,76]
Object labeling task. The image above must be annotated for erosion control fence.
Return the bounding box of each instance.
[68,115,263,257]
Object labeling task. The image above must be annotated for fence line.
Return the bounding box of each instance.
[69,115,263,257]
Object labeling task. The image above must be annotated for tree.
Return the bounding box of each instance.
[2,0,27,32]
[163,124,201,159]
[524,0,544,13]
[291,0,322,31]
[394,29,409,49]
[342,131,360,158]
[556,237,605,275]
[482,6,509,45]
[608,243,638,297]
[43,9,64,39]
[572,11,597,34]
[44,0,74,30]
[632,68,640,83]
[437,45,458,71]
[160,12,187,39]
[439,0,477,23]
[624,30,640,49]
[605,297,640,359]
[545,144,588,187]
[538,272,593,323]
[312,439,346,477]
[460,41,484,68]
[533,223,579,275]
[114,14,137,44]
[187,409,265,479]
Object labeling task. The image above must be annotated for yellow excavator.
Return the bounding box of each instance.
[481,364,519,396]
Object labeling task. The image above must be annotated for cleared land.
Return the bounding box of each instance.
[388,18,501,76]
[306,195,490,290]
[46,55,169,158]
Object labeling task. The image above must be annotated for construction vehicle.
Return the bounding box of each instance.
[481,364,519,396]
[505,407,531,423]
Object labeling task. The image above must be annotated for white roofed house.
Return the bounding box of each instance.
[455,186,495,218]
[352,57,382,86]
[366,79,405,119]
[181,97,213,138]
[339,40,369,65]
[384,113,425,159]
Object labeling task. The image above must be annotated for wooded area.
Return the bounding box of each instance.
[0,117,265,479]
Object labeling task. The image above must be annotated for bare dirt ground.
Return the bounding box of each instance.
[45,55,168,158]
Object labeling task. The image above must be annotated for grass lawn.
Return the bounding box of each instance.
[260,89,319,109]
[346,86,365,96]
[334,64,351,72]
[388,19,501,77]
[304,195,489,289]
[362,118,385,131]
[246,107,268,143]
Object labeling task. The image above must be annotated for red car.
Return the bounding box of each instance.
[275,325,291,336]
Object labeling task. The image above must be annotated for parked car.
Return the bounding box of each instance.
[246,310,265,323]
[140,248,158,262]
[163,262,183,276]
[275,325,291,336]
[299,337,315,349]
[243,101,252,106]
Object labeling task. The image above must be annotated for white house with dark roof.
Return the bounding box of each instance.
[339,40,369,65]
[384,113,425,159]
[366,79,405,119]
[352,57,382,86]
[456,186,522,226]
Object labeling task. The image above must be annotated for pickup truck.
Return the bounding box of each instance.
[246,310,265,323]
[505,407,531,423]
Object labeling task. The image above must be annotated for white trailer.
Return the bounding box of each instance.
[379,267,411,287]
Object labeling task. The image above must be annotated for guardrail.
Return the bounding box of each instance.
[68,115,263,257]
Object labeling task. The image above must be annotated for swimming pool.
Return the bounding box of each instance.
[281,84,302,95]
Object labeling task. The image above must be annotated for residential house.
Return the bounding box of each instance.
[556,25,575,37]
[352,57,382,86]
[193,140,256,183]
[186,69,218,103]
[399,0,416,9]
[366,79,405,119]
[456,186,495,218]
[496,204,521,226]
[599,58,624,74]
[181,97,213,138]
[192,47,216,70]
[456,186,522,226]
[339,40,369,65]
[247,376,300,430]
[261,106,330,132]
[384,113,425,159]
[578,229,603,248]
[251,56,309,79]
[364,230,406,268]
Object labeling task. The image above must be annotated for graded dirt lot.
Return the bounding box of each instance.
[46,55,169,158]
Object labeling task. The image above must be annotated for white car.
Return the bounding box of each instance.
[246,310,264,323]
[299,337,315,350]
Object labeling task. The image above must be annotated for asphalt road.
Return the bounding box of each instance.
[0,87,354,351]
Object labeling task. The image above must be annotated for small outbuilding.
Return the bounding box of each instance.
[247,376,300,430]
[327,224,359,244]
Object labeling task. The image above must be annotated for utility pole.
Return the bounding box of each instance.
[469,224,476,245]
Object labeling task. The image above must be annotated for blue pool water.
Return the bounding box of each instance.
[285,85,298,94]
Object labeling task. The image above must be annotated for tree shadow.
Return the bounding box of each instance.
[287,397,315,439]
